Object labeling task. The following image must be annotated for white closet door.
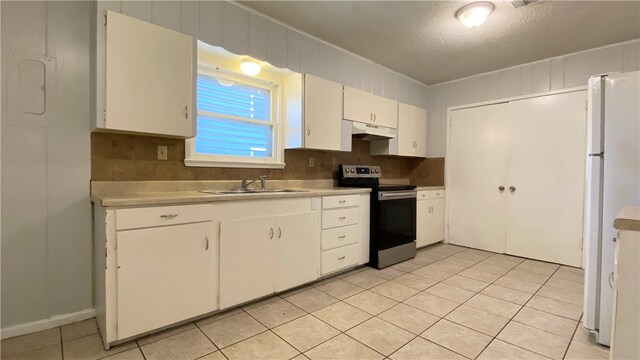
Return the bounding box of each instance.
[448,103,509,253]
[505,91,587,266]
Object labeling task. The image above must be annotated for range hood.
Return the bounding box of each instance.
[351,122,397,141]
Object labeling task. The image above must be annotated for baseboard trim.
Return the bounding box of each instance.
[1,308,96,339]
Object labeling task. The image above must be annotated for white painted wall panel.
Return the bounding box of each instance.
[550,57,565,90]
[590,48,607,76]
[45,1,93,315]
[248,13,267,62]
[1,0,92,330]
[198,1,222,46]
[623,41,639,72]
[265,20,287,68]
[152,1,180,32]
[286,30,302,73]
[180,1,199,37]
[121,0,151,22]
[519,64,533,95]
[607,44,624,72]
[564,52,591,88]
[222,2,248,56]
[532,60,551,93]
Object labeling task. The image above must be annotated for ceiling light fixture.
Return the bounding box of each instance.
[456,2,494,28]
[240,58,261,76]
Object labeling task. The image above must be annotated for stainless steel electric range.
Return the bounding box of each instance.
[338,165,417,269]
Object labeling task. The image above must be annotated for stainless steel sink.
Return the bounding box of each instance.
[199,189,308,195]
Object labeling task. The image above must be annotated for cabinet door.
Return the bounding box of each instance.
[416,200,429,248]
[448,103,509,253]
[343,86,374,125]
[505,91,586,266]
[305,75,343,151]
[105,11,193,137]
[220,216,275,308]
[275,212,321,291]
[414,107,428,157]
[397,103,418,156]
[116,222,215,339]
[425,198,445,245]
[373,96,399,129]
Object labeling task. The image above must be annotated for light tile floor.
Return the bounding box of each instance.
[2,244,611,360]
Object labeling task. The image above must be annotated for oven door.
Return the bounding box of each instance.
[377,190,417,250]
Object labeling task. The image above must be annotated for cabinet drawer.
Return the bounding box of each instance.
[322,225,360,251]
[418,189,445,200]
[323,195,359,209]
[322,244,358,275]
[322,208,359,229]
[116,204,212,230]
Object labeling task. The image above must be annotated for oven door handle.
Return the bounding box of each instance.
[378,191,417,200]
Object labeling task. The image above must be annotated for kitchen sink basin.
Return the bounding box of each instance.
[199,189,308,195]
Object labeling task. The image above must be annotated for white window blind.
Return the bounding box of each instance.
[195,74,273,158]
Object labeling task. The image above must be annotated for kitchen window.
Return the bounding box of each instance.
[185,66,284,168]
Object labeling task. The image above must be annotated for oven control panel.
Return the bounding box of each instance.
[340,165,381,178]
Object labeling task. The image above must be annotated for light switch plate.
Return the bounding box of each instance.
[157,145,168,160]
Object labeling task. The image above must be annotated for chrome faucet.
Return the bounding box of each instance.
[241,175,267,191]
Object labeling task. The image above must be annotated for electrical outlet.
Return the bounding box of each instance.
[157,145,168,160]
[308,157,315,168]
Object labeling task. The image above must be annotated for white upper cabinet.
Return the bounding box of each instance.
[285,74,351,151]
[96,11,194,138]
[343,86,398,129]
[371,103,427,157]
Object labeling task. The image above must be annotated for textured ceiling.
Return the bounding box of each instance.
[240,1,640,85]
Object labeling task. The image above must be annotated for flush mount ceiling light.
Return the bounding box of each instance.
[456,2,495,28]
[240,58,261,76]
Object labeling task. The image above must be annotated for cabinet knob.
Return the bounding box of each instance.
[509,186,516,193]
[338,256,346,261]
[498,186,505,192]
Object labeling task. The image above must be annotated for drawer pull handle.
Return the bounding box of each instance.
[277,227,282,239]
[269,228,274,239]
[338,235,346,239]
[205,236,209,251]
[160,214,178,219]
[339,200,346,204]
[338,216,346,220]
[338,256,346,261]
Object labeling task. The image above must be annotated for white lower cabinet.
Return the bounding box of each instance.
[416,190,445,248]
[219,216,277,309]
[116,222,216,339]
[321,194,370,275]
[219,210,321,309]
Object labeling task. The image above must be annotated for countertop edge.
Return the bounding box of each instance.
[92,188,371,207]
[613,206,640,232]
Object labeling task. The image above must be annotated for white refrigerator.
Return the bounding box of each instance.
[583,71,640,346]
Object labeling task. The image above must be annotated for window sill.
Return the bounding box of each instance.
[184,159,286,169]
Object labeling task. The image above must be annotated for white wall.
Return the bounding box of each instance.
[1,1,92,330]
[426,39,640,157]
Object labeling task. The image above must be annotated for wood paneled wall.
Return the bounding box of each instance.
[96,1,429,109]
[426,39,640,157]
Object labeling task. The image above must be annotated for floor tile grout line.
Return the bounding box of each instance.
[491,264,576,360]
[239,303,307,357]
[562,320,582,360]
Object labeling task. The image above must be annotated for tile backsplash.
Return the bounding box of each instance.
[91,133,444,186]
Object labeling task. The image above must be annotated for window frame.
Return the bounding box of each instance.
[185,64,285,169]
